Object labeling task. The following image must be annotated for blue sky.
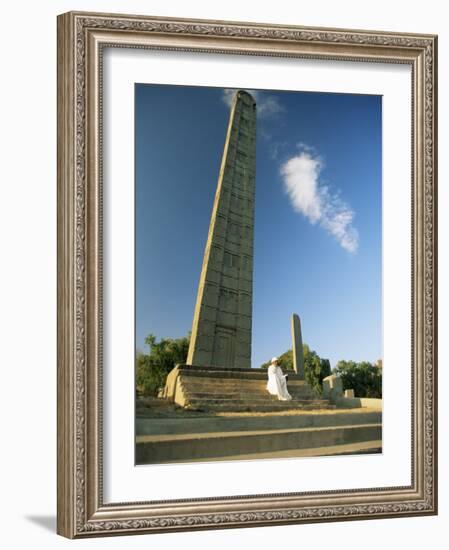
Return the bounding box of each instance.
[135,84,382,368]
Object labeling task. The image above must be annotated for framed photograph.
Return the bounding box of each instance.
[57,11,438,538]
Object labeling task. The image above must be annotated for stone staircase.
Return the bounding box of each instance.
[136,410,382,464]
[162,364,334,412]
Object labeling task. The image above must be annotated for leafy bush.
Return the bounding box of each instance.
[136,333,190,397]
[333,360,382,398]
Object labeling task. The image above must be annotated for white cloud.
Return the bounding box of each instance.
[268,140,288,160]
[222,89,285,119]
[296,141,316,154]
[280,147,359,254]
[222,89,237,108]
[280,152,323,223]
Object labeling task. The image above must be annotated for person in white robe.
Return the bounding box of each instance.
[266,357,292,401]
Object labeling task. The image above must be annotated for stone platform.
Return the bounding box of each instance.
[162,364,333,412]
[136,409,382,464]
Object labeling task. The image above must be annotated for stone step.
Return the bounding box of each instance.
[170,441,383,463]
[180,375,309,386]
[184,400,333,412]
[136,410,383,436]
[178,367,305,381]
[136,423,382,464]
[187,405,334,413]
[182,390,317,400]
[181,380,314,388]
[180,383,316,397]
[183,391,278,400]
[163,364,323,413]
[184,396,326,405]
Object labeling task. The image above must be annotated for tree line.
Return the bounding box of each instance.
[136,333,382,398]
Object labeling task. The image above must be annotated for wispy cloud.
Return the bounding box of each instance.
[222,89,285,119]
[268,140,288,160]
[280,145,359,254]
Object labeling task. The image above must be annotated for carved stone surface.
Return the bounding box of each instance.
[187,90,256,369]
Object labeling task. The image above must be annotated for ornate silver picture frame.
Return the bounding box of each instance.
[57,11,437,538]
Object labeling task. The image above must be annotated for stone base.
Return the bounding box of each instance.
[167,441,382,462]
[136,410,382,464]
[162,364,332,412]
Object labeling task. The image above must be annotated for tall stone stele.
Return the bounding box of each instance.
[186,90,257,369]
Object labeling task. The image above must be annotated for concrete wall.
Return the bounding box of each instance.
[335,396,383,410]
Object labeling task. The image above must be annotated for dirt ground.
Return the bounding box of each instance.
[136,396,379,419]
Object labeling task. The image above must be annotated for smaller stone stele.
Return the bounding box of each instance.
[291,313,305,379]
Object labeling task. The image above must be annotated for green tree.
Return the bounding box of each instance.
[261,349,294,371]
[303,345,331,394]
[260,345,331,394]
[136,333,190,397]
[333,360,382,398]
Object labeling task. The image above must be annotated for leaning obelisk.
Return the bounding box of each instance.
[187,90,256,369]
